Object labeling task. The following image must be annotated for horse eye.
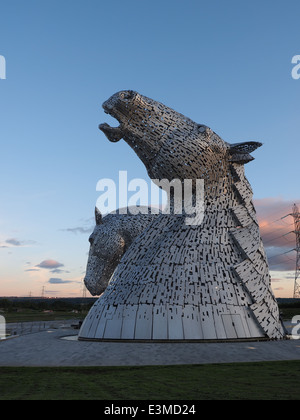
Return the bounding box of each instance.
[120,91,134,100]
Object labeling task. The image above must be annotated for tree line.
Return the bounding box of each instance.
[0,298,97,312]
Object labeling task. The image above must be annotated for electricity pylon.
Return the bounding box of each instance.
[292,204,300,299]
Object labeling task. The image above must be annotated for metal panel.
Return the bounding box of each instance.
[182,305,203,340]
[121,305,138,339]
[200,305,217,340]
[168,306,184,340]
[221,315,238,339]
[134,304,153,339]
[104,306,123,339]
[152,305,168,340]
[87,302,106,339]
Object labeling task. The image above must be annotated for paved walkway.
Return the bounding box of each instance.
[4,319,81,337]
[0,327,300,366]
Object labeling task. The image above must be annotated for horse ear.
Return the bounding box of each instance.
[229,141,263,164]
[95,207,103,225]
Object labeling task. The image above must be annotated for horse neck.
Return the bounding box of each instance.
[228,162,257,218]
[165,162,257,228]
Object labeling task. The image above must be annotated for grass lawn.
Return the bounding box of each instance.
[0,361,299,400]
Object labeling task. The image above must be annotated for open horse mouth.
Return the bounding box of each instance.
[98,91,138,143]
[98,122,124,143]
[98,99,126,143]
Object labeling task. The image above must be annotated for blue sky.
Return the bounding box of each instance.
[0,0,299,297]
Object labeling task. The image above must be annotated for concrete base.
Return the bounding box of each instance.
[0,323,299,367]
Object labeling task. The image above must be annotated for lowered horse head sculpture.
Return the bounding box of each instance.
[84,206,156,296]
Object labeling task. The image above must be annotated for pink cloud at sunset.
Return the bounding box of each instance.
[254,198,299,273]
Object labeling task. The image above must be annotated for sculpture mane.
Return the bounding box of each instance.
[79,91,285,341]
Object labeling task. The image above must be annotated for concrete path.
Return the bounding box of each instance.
[0,327,300,367]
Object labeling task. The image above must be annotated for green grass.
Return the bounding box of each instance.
[0,361,300,400]
[280,307,300,321]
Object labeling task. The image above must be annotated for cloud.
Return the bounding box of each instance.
[265,246,296,271]
[6,238,22,246]
[48,278,73,284]
[50,268,70,274]
[254,197,299,272]
[1,238,37,248]
[36,260,64,269]
[61,217,94,235]
[61,226,93,234]
[269,278,282,283]
[25,268,40,272]
[254,197,297,220]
